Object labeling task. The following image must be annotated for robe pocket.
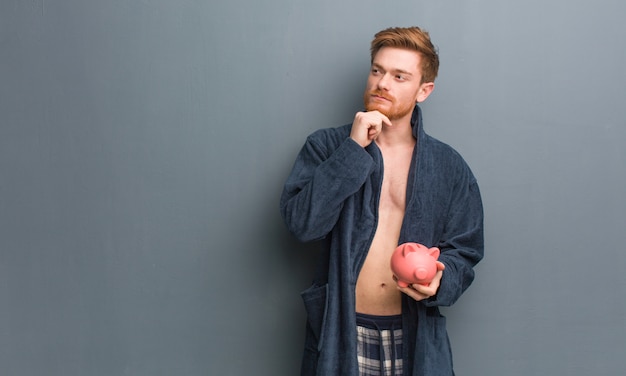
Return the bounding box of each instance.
[301,283,329,351]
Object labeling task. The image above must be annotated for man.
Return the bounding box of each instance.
[280,26,484,376]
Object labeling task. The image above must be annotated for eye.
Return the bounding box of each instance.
[395,74,406,81]
[371,67,381,75]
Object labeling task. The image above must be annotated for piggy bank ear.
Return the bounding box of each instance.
[429,247,440,259]
[401,243,417,256]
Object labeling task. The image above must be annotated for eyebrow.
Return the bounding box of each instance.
[372,63,414,76]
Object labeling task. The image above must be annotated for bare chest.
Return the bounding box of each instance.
[379,152,413,211]
[354,145,414,315]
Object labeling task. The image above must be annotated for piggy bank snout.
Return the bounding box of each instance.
[414,266,431,280]
[406,254,436,275]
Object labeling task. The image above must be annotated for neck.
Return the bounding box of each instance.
[376,115,415,148]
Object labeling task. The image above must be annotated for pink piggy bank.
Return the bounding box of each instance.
[390,243,440,287]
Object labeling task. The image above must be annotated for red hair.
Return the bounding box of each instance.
[370,27,439,83]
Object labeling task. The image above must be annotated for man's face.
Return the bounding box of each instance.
[363,47,433,121]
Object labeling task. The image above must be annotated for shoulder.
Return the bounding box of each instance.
[421,133,477,183]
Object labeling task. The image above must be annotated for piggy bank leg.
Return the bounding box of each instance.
[397,280,410,288]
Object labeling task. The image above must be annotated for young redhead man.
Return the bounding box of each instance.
[281,27,484,376]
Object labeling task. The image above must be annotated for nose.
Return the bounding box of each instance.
[376,73,391,91]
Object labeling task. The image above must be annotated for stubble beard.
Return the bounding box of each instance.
[363,91,415,121]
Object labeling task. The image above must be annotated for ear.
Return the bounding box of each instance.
[416,82,435,103]
[428,247,440,259]
[401,243,417,256]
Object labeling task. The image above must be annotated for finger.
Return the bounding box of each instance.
[380,113,392,127]
[367,122,383,139]
[416,273,443,294]
[436,261,446,271]
[397,285,429,301]
[367,128,379,140]
[367,110,391,126]
[411,283,433,296]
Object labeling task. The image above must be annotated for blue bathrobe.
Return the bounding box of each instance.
[280,105,484,376]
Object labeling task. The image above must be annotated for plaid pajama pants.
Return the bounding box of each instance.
[356,313,403,376]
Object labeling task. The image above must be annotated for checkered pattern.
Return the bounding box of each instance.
[356,324,403,375]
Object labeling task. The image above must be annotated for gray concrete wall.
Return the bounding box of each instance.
[2,1,625,374]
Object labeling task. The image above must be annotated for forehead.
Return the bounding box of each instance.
[372,47,422,74]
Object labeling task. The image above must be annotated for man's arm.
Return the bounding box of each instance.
[280,111,391,242]
[426,178,484,306]
[395,170,484,306]
[280,133,373,243]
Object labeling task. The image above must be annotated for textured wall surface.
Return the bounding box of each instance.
[2,1,625,375]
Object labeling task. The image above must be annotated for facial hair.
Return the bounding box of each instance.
[363,90,415,121]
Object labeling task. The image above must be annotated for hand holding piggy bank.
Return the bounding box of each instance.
[390,243,440,287]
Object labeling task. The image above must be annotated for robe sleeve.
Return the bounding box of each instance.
[280,134,374,243]
[426,171,484,307]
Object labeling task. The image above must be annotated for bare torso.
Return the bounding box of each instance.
[355,140,415,315]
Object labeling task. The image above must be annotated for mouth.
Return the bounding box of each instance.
[370,94,392,102]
